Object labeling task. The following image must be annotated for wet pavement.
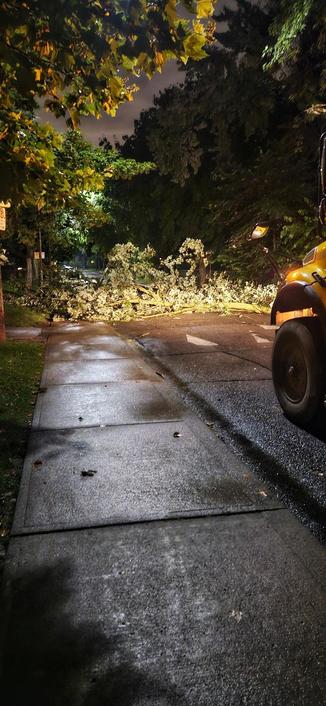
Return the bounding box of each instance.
[1,319,326,705]
[32,380,182,430]
[116,312,326,538]
[6,326,46,340]
[41,358,158,385]
[12,420,278,535]
[3,513,325,706]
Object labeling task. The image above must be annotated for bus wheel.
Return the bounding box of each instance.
[272,319,325,425]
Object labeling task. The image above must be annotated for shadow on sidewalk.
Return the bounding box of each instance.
[1,558,188,706]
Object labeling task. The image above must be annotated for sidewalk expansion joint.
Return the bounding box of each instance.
[39,379,158,388]
[44,354,140,361]
[11,506,285,539]
[32,418,186,433]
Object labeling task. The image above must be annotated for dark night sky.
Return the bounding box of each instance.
[39,0,235,145]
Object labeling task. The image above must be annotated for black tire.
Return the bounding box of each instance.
[272,319,325,425]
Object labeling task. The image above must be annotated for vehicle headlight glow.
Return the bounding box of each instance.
[251,225,269,239]
[302,247,316,265]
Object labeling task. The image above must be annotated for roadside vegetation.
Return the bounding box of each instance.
[7,241,277,322]
[4,301,46,328]
[0,340,44,571]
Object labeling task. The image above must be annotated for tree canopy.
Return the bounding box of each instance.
[2,0,326,285]
[0,0,214,122]
[95,0,326,280]
[4,127,155,270]
[0,0,215,202]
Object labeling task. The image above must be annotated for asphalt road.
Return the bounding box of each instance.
[115,312,326,541]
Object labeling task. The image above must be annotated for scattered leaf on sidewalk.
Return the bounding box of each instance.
[33,459,43,468]
[173,431,181,438]
[155,371,165,379]
[81,470,97,477]
[259,490,268,497]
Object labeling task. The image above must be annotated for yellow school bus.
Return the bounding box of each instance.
[252,133,326,425]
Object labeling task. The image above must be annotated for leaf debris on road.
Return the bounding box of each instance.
[33,459,43,468]
[230,609,243,623]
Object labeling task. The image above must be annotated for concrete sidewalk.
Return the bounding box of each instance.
[1,321,325,705]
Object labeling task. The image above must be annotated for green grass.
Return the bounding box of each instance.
[4,301,46,327]
[0,341,44,563]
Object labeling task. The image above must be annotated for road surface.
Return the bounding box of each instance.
[115,311,326,540]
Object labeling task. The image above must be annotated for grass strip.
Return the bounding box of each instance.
[4,301,46,327]
[0,341,44,570]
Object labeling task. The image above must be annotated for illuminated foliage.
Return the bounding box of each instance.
[0,0,214,124]
[0,0,213,205]
[5,128,154,267]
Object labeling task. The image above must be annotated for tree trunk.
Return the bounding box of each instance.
[33,259,39,286]
[198,256,207,288]
[26,248,33,289]
[0,265,6,342]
